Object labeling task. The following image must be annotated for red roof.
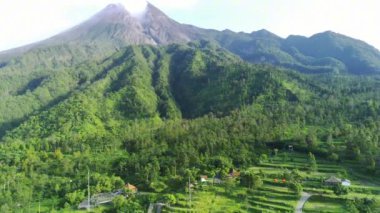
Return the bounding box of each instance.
[125,183,138,192]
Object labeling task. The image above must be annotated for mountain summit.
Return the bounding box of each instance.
[46,3,203,46]
[0,3,380,74]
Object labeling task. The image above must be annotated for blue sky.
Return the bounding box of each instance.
[0,0,379,51]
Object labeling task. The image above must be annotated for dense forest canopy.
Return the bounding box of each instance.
[0,41,379,211]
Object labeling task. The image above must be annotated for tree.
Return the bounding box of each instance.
[364,155,376,173]
[306,132,318,150]
[328,153,339,162]
[65,190,85,206]
[282,152,288,162]
[333,184,349,195]
[150,181,168,193]
[112,195,143,213]
[0,204,11,213]
[161,194,176,206]
[240,171,263,189]
[288,182,303,196]
[345,200,359,213]
[308,152,317,172]
[259,154,268,163]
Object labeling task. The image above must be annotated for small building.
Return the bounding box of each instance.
[200,175,208,182]
[325,176,342,185]
[125,183,138,193]
[342,179,351,186]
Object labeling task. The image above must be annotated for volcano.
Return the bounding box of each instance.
[0,2,380,74]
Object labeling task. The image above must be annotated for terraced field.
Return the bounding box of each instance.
[163,151,380,213]
[163,184,298,213]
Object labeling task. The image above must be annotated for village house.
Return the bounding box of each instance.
[325,176,342,185]
[125,183,138,193]
[325,176,351,186]
[200,175,208,182]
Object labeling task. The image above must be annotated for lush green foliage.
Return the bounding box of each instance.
[0,42,379,211]
[215,30,380,74]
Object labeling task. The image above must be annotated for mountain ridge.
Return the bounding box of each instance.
[1,3,380,75]
[0,3,380,211]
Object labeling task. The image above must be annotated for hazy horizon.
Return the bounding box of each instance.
[0,0,379,51]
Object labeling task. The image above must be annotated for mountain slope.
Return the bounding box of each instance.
[0,3,206,135]
[285,31,380,74]
[214,30,380,74]
[1,2,380,136]
[2,3,380,76]
[3,42,317,143]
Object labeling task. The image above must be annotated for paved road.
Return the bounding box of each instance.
[147,203,154,213]
[295,192,312,213]
[147,203,166,213]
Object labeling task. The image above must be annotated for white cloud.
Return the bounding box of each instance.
[121,0,148,15]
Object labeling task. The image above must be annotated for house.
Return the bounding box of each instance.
[200,175,208,182]
[342,179,351,186]
[125,183,138,193]
[325,176,342,185]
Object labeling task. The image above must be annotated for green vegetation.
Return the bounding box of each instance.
[0,41,379,212]
[213,29,380,74]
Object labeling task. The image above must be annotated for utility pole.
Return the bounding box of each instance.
[87,169,91,211]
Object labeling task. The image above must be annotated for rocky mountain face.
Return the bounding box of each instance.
[1,3,380,74]
[47,3,205,46]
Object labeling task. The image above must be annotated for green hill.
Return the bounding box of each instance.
[0,3,379,212]
[3,42,315,145]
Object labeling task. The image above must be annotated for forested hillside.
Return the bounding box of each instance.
[0,3,380,212]
[0,42,379,211]
[1,3,380,138]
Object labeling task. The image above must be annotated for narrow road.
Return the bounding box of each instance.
[295,192,312,213]
[147,203,154,213]
[147,203,166,213]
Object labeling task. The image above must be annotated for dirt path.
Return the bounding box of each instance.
[295,192,312,213]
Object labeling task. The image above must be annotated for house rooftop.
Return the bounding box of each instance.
[325,176,342,183]
[125,183,138,192]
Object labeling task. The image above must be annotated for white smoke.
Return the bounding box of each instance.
[119,0,148,17]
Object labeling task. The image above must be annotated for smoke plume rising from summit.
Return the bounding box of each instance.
[119,0,148,17]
